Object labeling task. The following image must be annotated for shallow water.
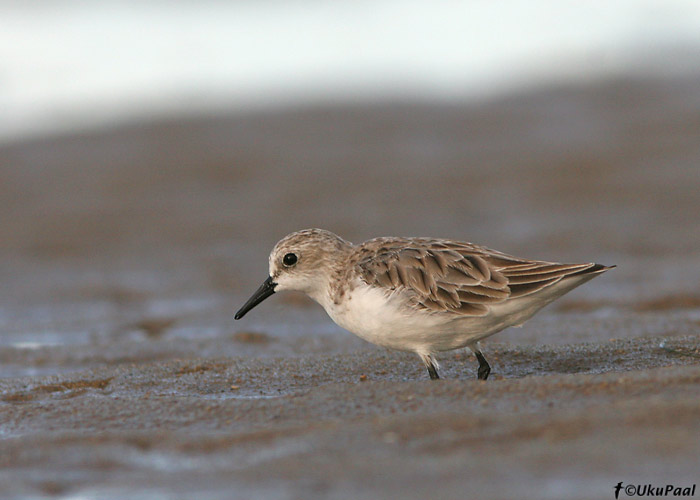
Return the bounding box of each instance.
[1,75,699,499]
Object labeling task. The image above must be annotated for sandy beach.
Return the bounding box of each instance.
[1,73,699,499]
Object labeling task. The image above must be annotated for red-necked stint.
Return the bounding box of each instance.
[235,229,614,380]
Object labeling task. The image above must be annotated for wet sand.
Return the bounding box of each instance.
[1,74,700,499]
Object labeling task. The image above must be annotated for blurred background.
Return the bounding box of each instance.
[3,0,700,141]
[1,0,700,355]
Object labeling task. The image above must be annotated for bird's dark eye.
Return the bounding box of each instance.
[282,253,298,267]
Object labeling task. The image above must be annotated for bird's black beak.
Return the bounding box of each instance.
[235,276,277,320]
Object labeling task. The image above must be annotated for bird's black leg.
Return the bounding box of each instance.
[420,354,440,380]
[474,350,490,380]
[427,363,440,380]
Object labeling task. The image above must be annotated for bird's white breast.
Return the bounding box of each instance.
[322,280,450,353]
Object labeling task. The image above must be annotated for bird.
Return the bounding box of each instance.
[235,228,614,380]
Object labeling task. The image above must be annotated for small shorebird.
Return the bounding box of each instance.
[235,229,613,380]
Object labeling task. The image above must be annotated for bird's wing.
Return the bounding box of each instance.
[356,238,598,316]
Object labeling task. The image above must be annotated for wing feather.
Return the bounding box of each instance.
[374,271,394,289]
[435,286,461,308]
[444,267,481,286]
[508,278,562,298]
[387,264,400,287]
[463,255,491,281]
[406,266,430,295]
[502,263,590,278]
[423,253,447,276]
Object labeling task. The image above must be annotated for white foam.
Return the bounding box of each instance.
[2,0,700,142]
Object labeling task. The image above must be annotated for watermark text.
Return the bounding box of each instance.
[614,483,696,498]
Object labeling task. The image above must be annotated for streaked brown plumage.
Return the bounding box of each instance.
[355,237,607,316]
